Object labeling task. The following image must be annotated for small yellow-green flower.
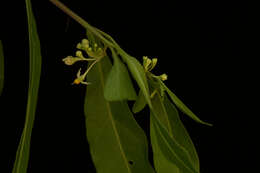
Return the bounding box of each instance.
[62,50,96,66]
[143,56,158,71]
[77,39,106,59]
[64,38,106,85]
[160,73,168,81]
[72,68,90,85]
[62,56,82,65]
[142,56,168,81]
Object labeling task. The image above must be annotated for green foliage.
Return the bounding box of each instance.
[120,54,151,105]
[84,33,154,173]
[0,40,4,95]
[50,0,211,172]
[132,90,147,113]
[151,90,200,173]
[159,80,212,126]
[164,97,200,170]
[104,48,137,101]
[6,0,212,172]
[151,115,199,173]
[12,0,42,172]
[150,93,180,173]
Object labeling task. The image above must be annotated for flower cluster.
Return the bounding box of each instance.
[142,56,167,81]
[63,38,106,85]
[77,39,106,59]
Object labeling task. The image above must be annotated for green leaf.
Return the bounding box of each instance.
[132,89,147,113]
[12,0,42,172]
[151,91,200,172]
[0,40,4,95]
[164,96,200,171]
[104,48,137,101]
[84,38,154,173]
[159,80,212,126]
[151,114,199,173]
[150,117,180,173]
[121,54,152,106]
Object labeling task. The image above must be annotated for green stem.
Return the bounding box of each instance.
[83,60,98,78]
[49,0,114,47]
[49,0,134,60]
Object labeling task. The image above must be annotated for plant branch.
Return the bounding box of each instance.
[49,0,114,47]
[49,0,137,63]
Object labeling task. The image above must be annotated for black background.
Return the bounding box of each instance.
[0,0,250,173]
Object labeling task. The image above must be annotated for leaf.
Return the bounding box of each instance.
[159,80,212,126]
[151,91,200,172]
[150,117,180,173]
[132,89,147,113]
[104,48,137,101]
[164,96,200,171]
[121,54,151,106]
[121,54,197,172]
[151,114,199,173]
[84,38,154,173]
[0,40,4,95]
[12,0,42,173]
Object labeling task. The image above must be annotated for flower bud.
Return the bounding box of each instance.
[82,39,89,45]
[76,50,83,57]
[144,58,152,71]
[149,58,158,70]
[62,56,77,65]
[76,43,82,49]
[160,74,168,81]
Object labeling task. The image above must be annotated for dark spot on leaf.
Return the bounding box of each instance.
[128,160,134,165]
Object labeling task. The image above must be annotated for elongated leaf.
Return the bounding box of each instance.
[151,91,200,172]
[150,117,180,173]
[104,48,137,101]
[132,89,147,113]
[84,47,154,172]
[0,40,4,95]
[151,114,199,173]
[164,96,200,171]
[12,1,42,172]
[159,80,212,126]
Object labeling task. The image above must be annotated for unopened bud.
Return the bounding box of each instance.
[76,50,83,57]
[62,56,77,65]
[160,74,168,81]
[144,58,152,71]
[82,39,89,45]
[76,43,82,49]
[149,58,158,70]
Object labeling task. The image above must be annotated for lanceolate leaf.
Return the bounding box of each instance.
[84,41,154,173]
[132,89,147,113]
[0,40,4,95]
[151,114,199,173]
[150,117,180,173]
[104,48,137,101]
[164,96,200,171]
[159,80,212,126]
[12,1,42,173]
[151,91,200,173]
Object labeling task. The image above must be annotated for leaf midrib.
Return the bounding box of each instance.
[155,91,174,138]
[153,119,197,173]
[97,61,132,172]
